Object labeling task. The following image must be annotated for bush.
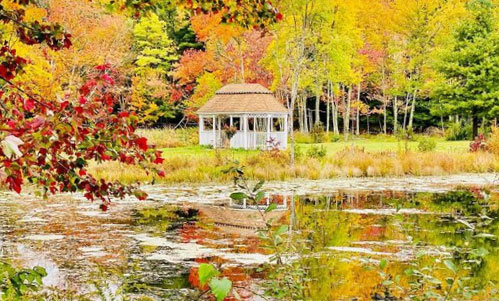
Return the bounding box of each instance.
[307,145,327,159]
[417,137,437,152]
[294,132,312,144]
[331,134,341,142]
[310,122,326,143]
[445,121,472,141]
[488,127,499,155]
[469,134,488,152]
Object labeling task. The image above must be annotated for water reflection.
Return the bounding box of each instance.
[0,186,497,299]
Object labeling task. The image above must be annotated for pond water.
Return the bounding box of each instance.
[0,174,497,300]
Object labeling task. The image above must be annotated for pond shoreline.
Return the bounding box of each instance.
[142,173,499,205]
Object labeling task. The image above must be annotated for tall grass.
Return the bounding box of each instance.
[89,146,499,184]
[136,127,198,148]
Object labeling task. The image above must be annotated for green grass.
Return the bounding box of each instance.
[298,139,470,153]
[160,138,470,157]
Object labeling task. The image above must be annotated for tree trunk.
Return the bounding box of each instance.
[381,62,387,135]
[472,115,479,139]
[326,83,330,133]
[356,82,361,136]
[332,84,339,135]
[315,90,320,125]
[403,93,410,131]
[393,96,398,134]
[298,97,304,132]
[308,108,313,132]
[301,95,308,133]
[344,86,351,141]
[367,114,370,134]
[408,89,417,131]
[289,80,298,167]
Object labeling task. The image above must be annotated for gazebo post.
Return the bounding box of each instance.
[199,115,204,131]
[217,116,221,148]
[243,114,248,149]
[212,115,216,148]
[283,114,288,149]
[267,114,271,148]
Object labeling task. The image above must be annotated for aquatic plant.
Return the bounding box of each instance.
[0,262,47,299]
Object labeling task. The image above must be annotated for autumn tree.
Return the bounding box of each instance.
[0,0,278,203]
[130,13,179,125]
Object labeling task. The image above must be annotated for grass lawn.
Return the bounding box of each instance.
[160,137,471,157]
[299,139,470,153]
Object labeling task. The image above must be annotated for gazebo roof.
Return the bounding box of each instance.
[197,83,287,114]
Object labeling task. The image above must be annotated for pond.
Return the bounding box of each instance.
[0,174,497,300]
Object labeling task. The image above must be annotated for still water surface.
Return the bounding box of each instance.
[0,175,497,300]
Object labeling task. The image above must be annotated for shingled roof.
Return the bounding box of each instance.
[197,83,287,114]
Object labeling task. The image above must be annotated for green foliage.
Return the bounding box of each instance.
[417,137,437,152]
[198,263,219,287]
[310,122,326,143]
[306,145,327,159]
[133,13,178,74]
[208,278,232,301]
[0,262,47,300]
[434,0,499,121]
[445,120,472,141]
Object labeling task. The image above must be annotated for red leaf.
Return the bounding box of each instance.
[60,101,69,110]
[118,111,129,118]
[102,74,115,85]
[23,98,35,111]
[135,137,148,151]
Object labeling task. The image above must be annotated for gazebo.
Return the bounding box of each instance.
[197,83,288,150]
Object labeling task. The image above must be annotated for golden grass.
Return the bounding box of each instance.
[136,127,198,149]
[88,147,499,184]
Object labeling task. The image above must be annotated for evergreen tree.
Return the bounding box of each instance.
[133,13,178,75]
[434,0,499,138]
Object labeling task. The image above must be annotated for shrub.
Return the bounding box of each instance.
[445,120,472,141]
[469,134,488,152]
[417,137,437,152]
[331,134,341,142]
[294,132,312,144]
[307,145,327,159]
[310,122,326,143]
[488,127,499,155]
[424,126,445,137]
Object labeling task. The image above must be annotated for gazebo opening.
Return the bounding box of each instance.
[197,83,288,150]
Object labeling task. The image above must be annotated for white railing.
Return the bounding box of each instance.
[200,131,215,146]
[200,130,287,149]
